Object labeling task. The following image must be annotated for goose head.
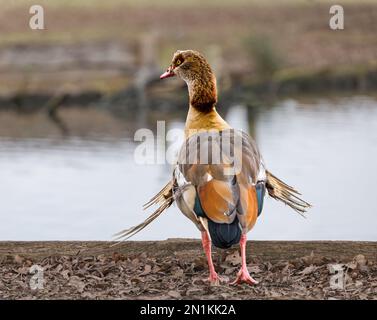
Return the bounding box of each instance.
[160,50,217,113]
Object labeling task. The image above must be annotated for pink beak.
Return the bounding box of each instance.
[160,66,175,79]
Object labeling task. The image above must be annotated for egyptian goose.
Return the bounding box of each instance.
[117,50,311,285]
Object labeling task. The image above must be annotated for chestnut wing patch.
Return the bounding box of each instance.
[198,179,237,223]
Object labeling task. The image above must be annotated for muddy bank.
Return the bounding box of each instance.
[0,240,376,300]
[2,65,377,114]
[243,64,377,97]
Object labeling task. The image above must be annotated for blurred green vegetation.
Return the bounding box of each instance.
[5,0,376,8]
[244,35,285,80]
[0,0,376,96]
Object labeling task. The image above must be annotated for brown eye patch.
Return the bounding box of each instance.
[173,54,184,67]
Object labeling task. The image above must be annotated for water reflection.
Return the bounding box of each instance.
[0,95,376,241]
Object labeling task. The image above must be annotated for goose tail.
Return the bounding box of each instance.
[113,181,174,243]
[265,170,311,217]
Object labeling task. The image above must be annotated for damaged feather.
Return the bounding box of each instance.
[113,181,175,244]
[266,170,311,217]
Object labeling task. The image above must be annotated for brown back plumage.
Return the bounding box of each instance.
[177,128,264,232]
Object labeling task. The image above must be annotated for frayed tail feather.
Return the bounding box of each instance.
[112,181,174,245]
[266,170,311,217]
[142,181,174,210]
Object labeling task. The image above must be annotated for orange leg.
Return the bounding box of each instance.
[201,231,222,285]
[231,234,258,285]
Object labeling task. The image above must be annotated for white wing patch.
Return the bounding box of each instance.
[257,159,267,182]
[174,165,188,187]
[173,165,204,232]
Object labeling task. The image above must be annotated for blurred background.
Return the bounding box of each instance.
[0,0,376,241]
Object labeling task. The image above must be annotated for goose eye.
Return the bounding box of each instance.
[176,59,182,66]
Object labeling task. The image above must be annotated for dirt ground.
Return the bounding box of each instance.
[0,240,376,300]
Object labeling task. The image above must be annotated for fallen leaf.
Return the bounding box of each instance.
[55,264,63,273]
[152,265,161,273]
[139,252,147,259]
[97,255,106,263]
[68,276,86,293]
[355,254,367,264]
[354,254,368,271]
[112,252,122,263]
[300,265,317,275]
[346,261,357,270]
[17,267,29,275]
[223,266,237,275]
[186,288,203,296]
[131,258,140,266]
[140,264,152,275]
[168,290,181,299]
[61,270,70,280]
[249,265,262,274]
[14,255,24,264]
[225,251,241,266]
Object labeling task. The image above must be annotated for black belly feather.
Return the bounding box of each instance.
[207,217,242,249]
[194,193,241,249]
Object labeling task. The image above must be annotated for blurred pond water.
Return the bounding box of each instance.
[0,95,376,241]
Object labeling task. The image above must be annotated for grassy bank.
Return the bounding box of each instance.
[0,0,377,97]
